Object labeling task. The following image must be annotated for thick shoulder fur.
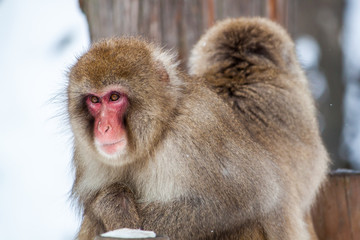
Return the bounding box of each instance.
[188,18,311,136]
[189,17,299,77]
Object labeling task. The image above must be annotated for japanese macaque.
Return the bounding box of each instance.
[67,17,329,240]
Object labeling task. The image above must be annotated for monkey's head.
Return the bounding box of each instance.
[67,38,182,166]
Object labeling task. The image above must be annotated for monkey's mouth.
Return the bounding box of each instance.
[95,139,126,156]
[102,139,124,146]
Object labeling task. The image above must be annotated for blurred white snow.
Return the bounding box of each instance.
[341,0,360,169]
[0,0,89,239]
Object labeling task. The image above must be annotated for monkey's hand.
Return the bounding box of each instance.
[89,183,141,231]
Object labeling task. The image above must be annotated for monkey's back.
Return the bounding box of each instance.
[133,80,285,215]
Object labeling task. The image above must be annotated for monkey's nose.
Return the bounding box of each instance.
[98,121,112,135]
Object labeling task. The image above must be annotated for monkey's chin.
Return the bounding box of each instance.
[95,139,127,160]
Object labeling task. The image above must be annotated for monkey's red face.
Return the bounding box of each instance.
[86,89,128,158]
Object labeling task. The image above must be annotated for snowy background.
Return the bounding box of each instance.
[0,0,89,239]
[0,0,359,240]
[341,0,360,169]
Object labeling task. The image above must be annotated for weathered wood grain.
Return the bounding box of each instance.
[312,171,360,240]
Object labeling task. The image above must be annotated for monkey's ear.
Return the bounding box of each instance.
[155,60,170,82]
[151,47,182,86]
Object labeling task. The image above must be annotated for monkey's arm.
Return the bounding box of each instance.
[86,187,241,239]
[138,196,259,239]
[78,215,105,240]
[88,183,141,231]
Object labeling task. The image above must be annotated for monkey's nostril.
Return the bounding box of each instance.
[98,121,111,134]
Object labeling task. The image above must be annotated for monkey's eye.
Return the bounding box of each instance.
[90,96,100,103]
[110,93,120,101]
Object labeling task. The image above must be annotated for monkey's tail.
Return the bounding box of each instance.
[188,17,302,103]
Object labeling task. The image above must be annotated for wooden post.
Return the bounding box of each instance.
[267,0,288,27]
[312,171,360,240]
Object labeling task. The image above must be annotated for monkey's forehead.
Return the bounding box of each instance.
[69,38,157,87]
[89,37,153,62]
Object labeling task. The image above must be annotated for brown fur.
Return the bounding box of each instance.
[67,18,329,240]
